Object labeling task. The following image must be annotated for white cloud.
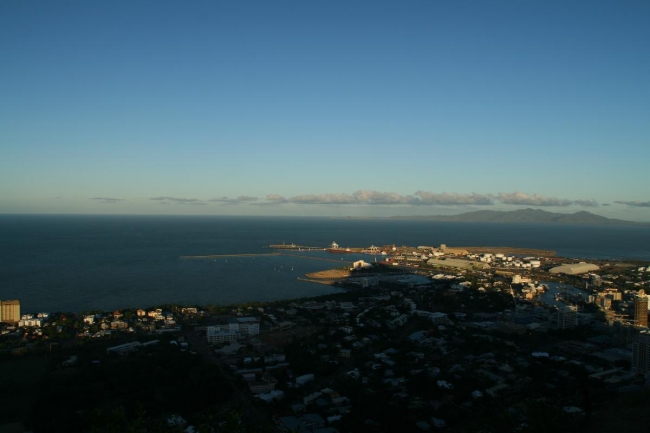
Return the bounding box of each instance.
[265,194,287,202]
[90,197,125,204]
[415,191,493,205]
[614,200,650,207]
[497,191,597,207]
[261,190,493,206]
[208,196,259,205]
[150,196,203,204]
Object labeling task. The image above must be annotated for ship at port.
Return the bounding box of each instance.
[326,241,353,254]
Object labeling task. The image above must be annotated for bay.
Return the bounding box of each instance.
[1,215,649,313]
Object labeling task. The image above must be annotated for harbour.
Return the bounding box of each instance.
[2,215,650,313]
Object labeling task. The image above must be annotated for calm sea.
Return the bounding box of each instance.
[1,215,649,313]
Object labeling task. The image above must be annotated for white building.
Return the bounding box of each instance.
[239,322,260,335]
[412,310,449,325]
[296,373,315,386]
[208,317,259,341]
[107,341,141,355]
[550,263,599,275]
[237,317,260,335]
[512,275,532,284]
[387,314,410,329]
[352,260,372,269]
[19,317,43,327]
[206,327,238,344]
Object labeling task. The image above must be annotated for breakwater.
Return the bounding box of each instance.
[269,244,323,251]
[180,253,281,259]
[180,252,353,265]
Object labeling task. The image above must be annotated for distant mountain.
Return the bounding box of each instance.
[391,208,645,225]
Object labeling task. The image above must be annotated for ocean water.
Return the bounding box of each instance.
[1,215,649,313]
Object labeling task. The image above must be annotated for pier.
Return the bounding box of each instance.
[269,244,323,251]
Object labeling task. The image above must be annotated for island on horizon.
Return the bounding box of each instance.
[336,208,648,226]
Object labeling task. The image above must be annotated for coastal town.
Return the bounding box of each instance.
[3,0,649,432]
[2,244,650,432]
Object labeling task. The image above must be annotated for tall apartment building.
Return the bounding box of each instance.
[0,300,21,323]
[632,332,650,376]
[635,291,649,328]
[557,305,578,329]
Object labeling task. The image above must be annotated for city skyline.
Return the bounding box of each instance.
[1,1,648,219]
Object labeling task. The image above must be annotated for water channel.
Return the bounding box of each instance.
[537,281,590,307]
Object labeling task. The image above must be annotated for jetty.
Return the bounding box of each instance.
[269,244,323,251]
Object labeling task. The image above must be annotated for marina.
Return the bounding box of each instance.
[539,282,589,307]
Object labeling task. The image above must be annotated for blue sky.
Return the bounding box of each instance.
[1,1,649,219]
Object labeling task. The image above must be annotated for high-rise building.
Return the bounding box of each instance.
[557,305,578,329]
[0,300,21,323]
[632,331,650,376]
[589,273,602,288]
[634,291,649,328]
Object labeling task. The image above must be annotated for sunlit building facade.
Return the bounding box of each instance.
[0,300,21,323]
